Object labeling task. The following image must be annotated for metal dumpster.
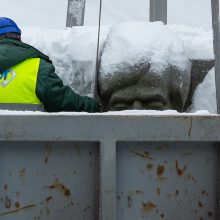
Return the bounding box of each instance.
[0,113,219,220]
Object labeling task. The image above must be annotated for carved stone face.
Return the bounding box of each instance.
[107,73,171,111]
[98,63,191,112]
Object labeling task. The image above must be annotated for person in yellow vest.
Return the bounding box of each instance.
[0,17,102,112]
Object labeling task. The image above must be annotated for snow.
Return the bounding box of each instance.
[0,109,213,116]
[188,68,217,114]
[169,25,213,60]
[21,22,215,113]
[100,22,190,76]
[22,26,109,96]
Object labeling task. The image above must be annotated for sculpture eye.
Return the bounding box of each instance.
[147,101,165,108]
[111,102,130,111]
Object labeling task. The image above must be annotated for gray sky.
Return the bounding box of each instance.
[0,0,212,30]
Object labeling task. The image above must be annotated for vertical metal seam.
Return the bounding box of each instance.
[217,144,220,220]
[99,140,116,220]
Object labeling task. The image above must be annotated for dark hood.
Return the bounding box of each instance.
[0,38,51,73]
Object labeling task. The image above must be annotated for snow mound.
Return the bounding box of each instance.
[100,22,190,76]
[22,26,109,96]
[169,25,213,60]
[21,23,214,113]
[188,68,217,114]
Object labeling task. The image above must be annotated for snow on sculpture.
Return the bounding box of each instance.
[22,23,215,112]
[98,22,192,111]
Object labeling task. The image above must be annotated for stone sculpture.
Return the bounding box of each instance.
[98,22,192,112]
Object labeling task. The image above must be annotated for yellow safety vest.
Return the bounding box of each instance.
[0,58,43,110]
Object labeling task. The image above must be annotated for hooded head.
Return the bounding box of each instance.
[0,17,21,40]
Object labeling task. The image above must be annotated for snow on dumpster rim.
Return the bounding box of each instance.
[0,109,214,116]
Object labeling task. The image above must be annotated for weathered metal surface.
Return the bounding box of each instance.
[150,0,167,24]
[0,115,220,142]
[0,114,219,220]
[117,142,216,220]
[0,142,98,220]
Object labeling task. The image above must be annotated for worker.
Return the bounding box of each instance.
[0,17,102,112]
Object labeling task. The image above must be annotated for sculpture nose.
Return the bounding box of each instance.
[131,101,144,110]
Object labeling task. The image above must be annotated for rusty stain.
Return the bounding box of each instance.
[45,157,48,163]
[175,160,187,176]
[208,211,213,217]
[46,196,53,203]
[157,165,165,176]
[75,145,82,157]
[185,174,197,182]
[130,151,154,160]
[135,190,144,195]
[199,217,203,220]
[47,179,71,197]
[175,190,179,196]
[157,187,160,195]
[0,204,36,216]
[188,117,193,137]
[201,190,209,196]
[19,167,26,177]
[15,202,20,209]
[84,206,91,212]
[198,201,203,208]
[146,163,154,170]
[127,190,144,199]
[64,189,71,197]
[160,213,165,218]
[192,176,197,182]
[4,196,11,209]
[142,201,157,213]
[127,196,132,208]
[3,184,8,191]
[44,145,52,163]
